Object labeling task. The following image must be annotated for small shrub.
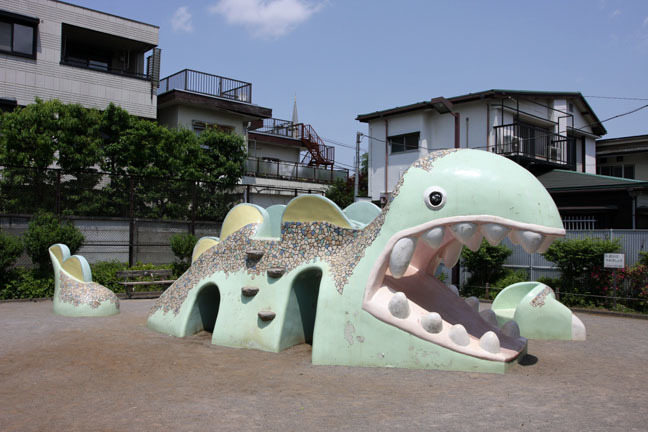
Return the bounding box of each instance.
[23,211,84,273]
[461,239,512,287]
[170,233,197,276]
[0,268,54,299]
[543,237,621,295]
[638,251,648,267]
[492,270,529,289]
[91,260,129,292]
[0,231,23,280]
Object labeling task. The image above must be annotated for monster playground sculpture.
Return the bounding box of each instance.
[147,148,584,373]
[49,243,119,317]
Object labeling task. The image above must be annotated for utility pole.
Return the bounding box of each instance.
[354,132,362,201]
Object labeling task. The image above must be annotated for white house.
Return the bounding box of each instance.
[0,0,160,118]
[157,68,348,208]
[356,90,606,203]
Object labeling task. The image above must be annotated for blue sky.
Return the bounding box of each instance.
[75,0,648,170]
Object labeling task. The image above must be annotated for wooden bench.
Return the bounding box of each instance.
[116,269,176,299]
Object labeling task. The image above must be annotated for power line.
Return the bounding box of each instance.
[585,95,648,101]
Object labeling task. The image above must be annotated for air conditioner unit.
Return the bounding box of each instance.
[502,135,521,153]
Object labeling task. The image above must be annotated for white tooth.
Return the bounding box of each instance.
[481,223,511,246]
[519,231,544,254]
[571,314,586,341]
[449,324,470,346]
[421,312,443,333]
[508,230,521,245]
[447,284,459,296]
[389,237,417,279]
[537,235,556,254]
[479,331,501,354]
[465,296,480,313]
[451,222,476,243]
[479,309,499,327]
[441,241,463,268]
[501,320,521,339]
[388,292,410,319]
[421,227,445,249]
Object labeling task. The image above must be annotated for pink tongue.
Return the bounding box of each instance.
[382,272,526,352]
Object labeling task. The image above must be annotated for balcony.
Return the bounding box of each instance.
[245,157,348,184]
[249,118,335,166]
[494,123,576,170]
[158,69,252,103]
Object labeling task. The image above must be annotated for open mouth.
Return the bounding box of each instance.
[362,215,565,362]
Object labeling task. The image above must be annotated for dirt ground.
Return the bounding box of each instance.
[0,300,646,432]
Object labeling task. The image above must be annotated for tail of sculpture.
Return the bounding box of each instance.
[49,244,119,317]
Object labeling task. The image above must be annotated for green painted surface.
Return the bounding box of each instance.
[147,149,566,372]
[492,282,575,340]
[49,246,119,318]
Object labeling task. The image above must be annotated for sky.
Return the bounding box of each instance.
[73,0,648,172]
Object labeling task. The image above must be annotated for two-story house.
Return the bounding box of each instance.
[356,89,606,204]
[0,0,160,118]
[157,69,348,207]
[357,89,648,229]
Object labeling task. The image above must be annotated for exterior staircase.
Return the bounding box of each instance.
[295,123,335,167]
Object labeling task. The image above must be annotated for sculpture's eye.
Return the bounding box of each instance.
[424,186,446,210]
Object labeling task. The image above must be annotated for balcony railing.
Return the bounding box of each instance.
[249,118,335,166]
[158,69,252,103]
[245,157,348,184]
[61,57,150,80]
[252,118,297,138]
[494,123,576,169]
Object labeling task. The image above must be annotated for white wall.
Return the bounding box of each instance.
[365,96,604,199]
[248,139,301,163]
[173,104,247,135]
[0,0,158,118]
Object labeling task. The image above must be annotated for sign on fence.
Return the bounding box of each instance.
[604,253,625,269]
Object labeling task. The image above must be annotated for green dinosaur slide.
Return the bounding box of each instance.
[147,148,582,373]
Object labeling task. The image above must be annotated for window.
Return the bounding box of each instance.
[60,24,153,80]
[192,120,235,136]
[389,132,419,153]
[0,11,38,59]
[598,164,635,179]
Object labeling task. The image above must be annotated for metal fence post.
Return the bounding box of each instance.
[190,181,196,236]
[55,170,61,216]
[128,176,135,267]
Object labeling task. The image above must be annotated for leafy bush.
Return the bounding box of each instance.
[638,251,648,267]
[543,237,621,295]
[0,231,23,279]
[91,260,129,292]
[461,239,512,287]
[492,270,529,290]
[91,261,173,293]
[170,233,197,276]
[22,211,85,273]
[0,268,54,299]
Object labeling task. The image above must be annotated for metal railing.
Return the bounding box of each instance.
[494,123,576,169]
[251,118,297,137]
[249,118,335,166]
[158,69,252,103]
[61,57,150,80]
[245,157,348,183]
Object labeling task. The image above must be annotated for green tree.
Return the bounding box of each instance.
[170,232,197,276]
[461,239,513,288]
[543,237,621,294]
[0,99,63,213]
[326,178,354,209]
[325,152,368,208]
[23,211,85,274]
[0,231,23,286]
